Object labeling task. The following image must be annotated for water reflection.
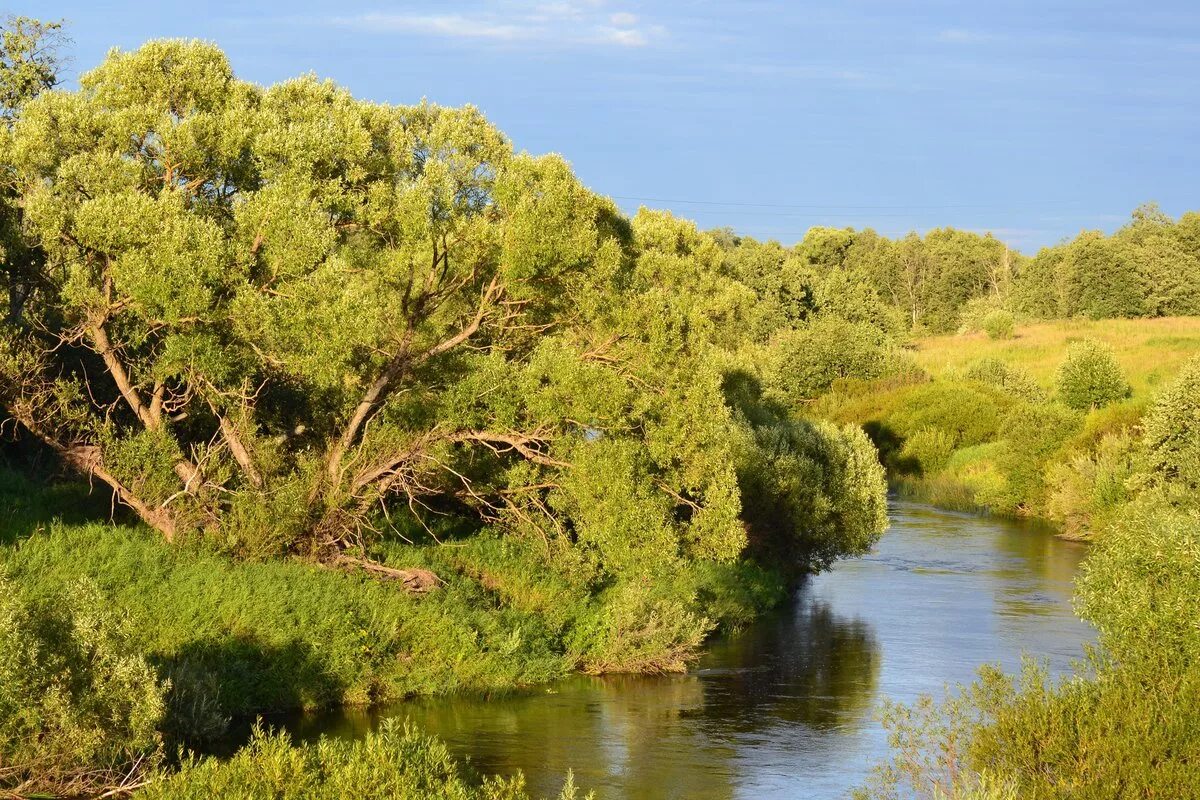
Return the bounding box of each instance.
[234,501,1093,799]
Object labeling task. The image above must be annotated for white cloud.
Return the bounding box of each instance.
[332,3,662,48]
[342,13,529,40]
[596,26,648,46]
[937,28,998,44]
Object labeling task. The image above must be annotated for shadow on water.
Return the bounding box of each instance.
[211,500,1094,800]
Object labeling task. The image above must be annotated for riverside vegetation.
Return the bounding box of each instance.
[1,16,1199,799]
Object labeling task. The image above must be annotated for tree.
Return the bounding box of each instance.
[1054,340,1130,411]
[1115,204,1200,317]
[1138,355,1200,496]
[0,16,66,325]
[1061,232,1145,319]
[0,39,886,586]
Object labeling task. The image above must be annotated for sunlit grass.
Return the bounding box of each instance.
[911,316,1200,395]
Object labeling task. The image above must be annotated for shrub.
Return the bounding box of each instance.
[0,575,166,797]
[767,314,903,401]
[956,295,1005,334]
[568,579,712,674]
[142,720,586,800]
[1043,432,1137,539]
[898,427,956,476]
[736,417,888,572]
[965,358,1045,402]
[1138,354,1200,496]
[981,309,1015,340]
[1054,339,1130,410]
[888,382,1012,451]
[988,402,1081,514]
[1076,499,1200,667]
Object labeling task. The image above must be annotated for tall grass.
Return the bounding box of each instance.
[817,318,1200,535]
[141,721,587,800]
[911,316,1200,396]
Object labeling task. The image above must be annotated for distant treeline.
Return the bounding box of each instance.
[710,202,1200,340]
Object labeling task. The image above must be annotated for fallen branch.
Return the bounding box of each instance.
[329,554,441,593]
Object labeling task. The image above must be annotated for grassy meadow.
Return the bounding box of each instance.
[812,316,1200,536]
[911,316,1200,395]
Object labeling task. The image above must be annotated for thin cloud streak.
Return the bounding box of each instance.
[330,2,663,48]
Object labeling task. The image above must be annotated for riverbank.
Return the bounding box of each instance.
[0,467,787,740]
[200,500,1094,799]
[812,316,1200,539]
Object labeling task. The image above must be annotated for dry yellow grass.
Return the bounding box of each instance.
[911,317,1200,396]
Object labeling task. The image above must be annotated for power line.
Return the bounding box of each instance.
[608,195,1084,212]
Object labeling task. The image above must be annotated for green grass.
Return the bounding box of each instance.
[0,470,571,730]
[2,517,571,711]
[0,467,781,742]
[140,721,585,800]
[815,318,1200,532]
[911,316,1200,396]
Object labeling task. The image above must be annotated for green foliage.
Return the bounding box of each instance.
[766,314,903,402]
[983,402,1081,514]
[1,518,570,722]
[1137,354,1200,496]
[0,16,64,114]
[964,358,1045,402]
[0,38,888,656]
[1077,499,1200,667]
[1043,431,1137,539]
[1011,205,1200,322]
[897,427,956,476]
[567,578,712,674]
[0,574,166,796]
[1061,232,1145,319]
[734,410,889,572]
[1054,339,1130,410]
[888,382,1011,452]
[980,309,1014,340]
[143,721,587,800]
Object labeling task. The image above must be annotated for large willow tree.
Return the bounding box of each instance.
[1,39,885,584]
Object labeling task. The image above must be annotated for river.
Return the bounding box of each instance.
[250,501,1094,799]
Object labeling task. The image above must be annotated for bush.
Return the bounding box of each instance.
[986,402,1081,514]
[1077,499,1200,667]
[568,579,712,674]
[0,575,166,797]
[965,358,1045,402]
[957,295,1005,334]
[735,417,888,572]
[981,309,1015,340]
[1043,432,1137,539]
[1138,354,1200,496]
[142,720,586,800]
[767,314,903,401]
[898,427,956,476]
[888,382,1012,451]
[1054,339,1130,410]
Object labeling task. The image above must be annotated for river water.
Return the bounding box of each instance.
[261,501,1094,799]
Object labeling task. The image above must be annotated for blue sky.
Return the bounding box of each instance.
[21,1,1200,251]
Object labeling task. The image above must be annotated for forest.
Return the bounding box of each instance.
[1,16,1198,799]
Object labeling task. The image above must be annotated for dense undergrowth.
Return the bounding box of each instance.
[0,464,781,720]
[849,346,1200,798]
[810,320,1200,540]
